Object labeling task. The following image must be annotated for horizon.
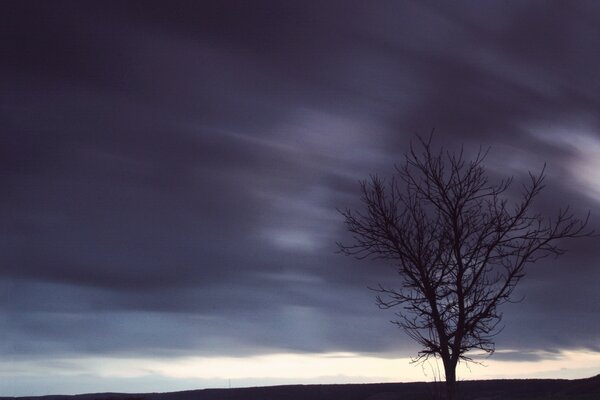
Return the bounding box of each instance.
[7,349,600,396]
[2,1,600,396]
[4,371,600,398]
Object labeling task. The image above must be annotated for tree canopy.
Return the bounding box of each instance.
[338,136,592,400]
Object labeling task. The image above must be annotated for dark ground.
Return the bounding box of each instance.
[3,375,599,400]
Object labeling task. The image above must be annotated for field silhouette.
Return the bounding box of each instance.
[3,375,599,400]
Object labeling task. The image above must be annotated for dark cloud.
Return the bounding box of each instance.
[474,349,563,363]
[2,1,600,393]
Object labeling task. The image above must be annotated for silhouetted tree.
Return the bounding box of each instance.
[338,136,592,400]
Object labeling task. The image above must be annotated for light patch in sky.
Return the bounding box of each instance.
[265,229,318,251]
[262,228,321,252]
[3,350,600,396]
[566,135,600,204]
[257,186,340,253]
[271,109,392,171]
[530,126,600,203]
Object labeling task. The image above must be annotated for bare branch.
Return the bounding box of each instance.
[338,136,593,400]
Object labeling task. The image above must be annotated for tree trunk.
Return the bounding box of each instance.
[443,359,457,400]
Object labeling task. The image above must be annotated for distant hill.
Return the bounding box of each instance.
[3,375,599,400]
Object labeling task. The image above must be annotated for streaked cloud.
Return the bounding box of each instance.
[2,1,600,395]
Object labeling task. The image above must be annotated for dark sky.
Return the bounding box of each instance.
[2,0,600,395]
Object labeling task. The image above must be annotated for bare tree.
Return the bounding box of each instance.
[338,136,592,400]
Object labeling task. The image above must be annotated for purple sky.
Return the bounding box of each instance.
[2,1,600,395]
